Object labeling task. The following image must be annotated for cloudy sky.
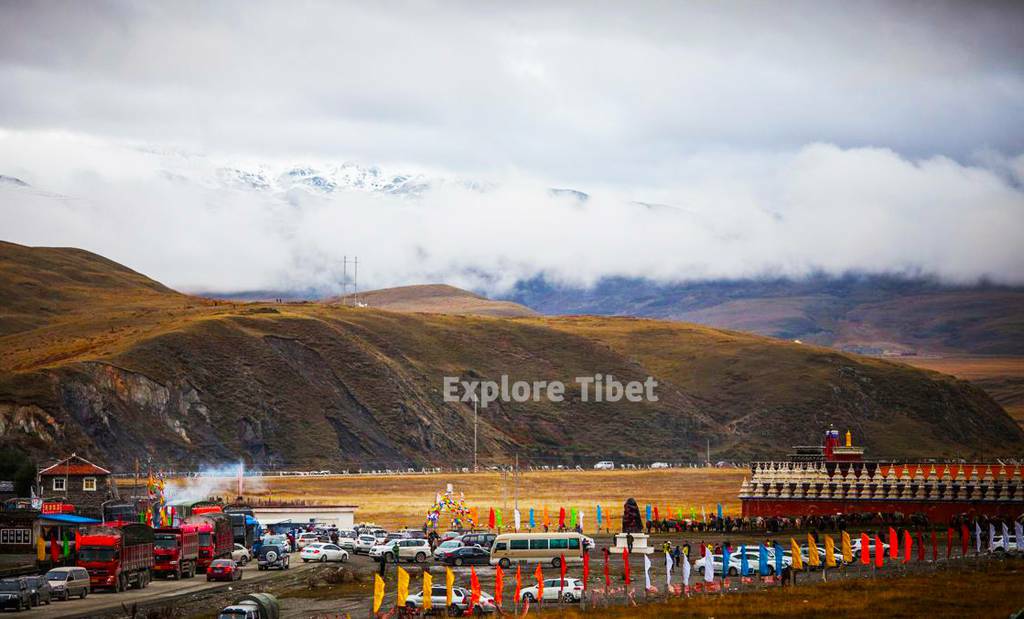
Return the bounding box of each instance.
[1,1,1022,293]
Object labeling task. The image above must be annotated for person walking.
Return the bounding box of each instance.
[626,532,635,553]
[672,544,682,568]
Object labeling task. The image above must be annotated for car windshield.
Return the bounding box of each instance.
[198,533,212,546]
[360,536,375,542]
[46,571,68,581]
[0,581,20,591]
[154,534,178,548]
[79,547,116,562]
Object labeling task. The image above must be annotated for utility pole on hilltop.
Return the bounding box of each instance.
[473,395,478,473]
[341,255,348,301]
[353,256,359,306]
[514,453,519,514]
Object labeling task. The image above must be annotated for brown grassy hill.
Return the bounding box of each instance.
[334,284,537,317]
[1,242,1021,469]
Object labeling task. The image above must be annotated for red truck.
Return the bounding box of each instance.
[77,523,155,592]
[153,524,200,579]
[187,512,233,573]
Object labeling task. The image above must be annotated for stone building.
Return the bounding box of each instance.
[37,454,118,520]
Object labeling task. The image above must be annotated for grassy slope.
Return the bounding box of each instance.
[333,284,538,317]
[1,242,1021,468]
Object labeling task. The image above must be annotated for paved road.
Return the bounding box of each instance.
[28,556,317,619]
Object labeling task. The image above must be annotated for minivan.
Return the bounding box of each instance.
[489,532,585,568]
[44,567,90,601]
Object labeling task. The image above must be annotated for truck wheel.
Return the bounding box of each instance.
[552,557,561,568]
[415,552,426,563]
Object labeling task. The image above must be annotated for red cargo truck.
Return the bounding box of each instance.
[187,513,233,573]
[153,524,199,579]
[77,523,154,592]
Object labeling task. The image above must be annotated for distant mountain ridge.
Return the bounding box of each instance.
[506,275,1024,355]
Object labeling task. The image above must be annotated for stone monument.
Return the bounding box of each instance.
[608,497,653,554]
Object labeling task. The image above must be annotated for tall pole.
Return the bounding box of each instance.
[473,396,478,473]
[342,255,348,303]
[353,257,359,306]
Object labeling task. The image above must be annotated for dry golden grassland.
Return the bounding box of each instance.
[550,559,1024,618]
[900,355,1024,426]
[167,468,748,530]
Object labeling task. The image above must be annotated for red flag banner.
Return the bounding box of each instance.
[874,535,884,568]
[623,548,631,586]
[604,550,611,590]
[488,508,496,530]
[50,532,59,563]
[903,530,912,563]
[471,566,481,606]
[495,565,504,610]
[889,527,898,560]
[583,552,590,590]
[916,532,925,562]
[559,507,566,528]
[860,532,870,565]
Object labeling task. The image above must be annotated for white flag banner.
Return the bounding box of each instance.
[578,511,584,531]
[1015,521,1023,551]
[643,554,652,590]
[988,523,996,552]
[682,555,691,587]
[514,509,521,531]
[976,522,983,554]
[665,551,673,589]
[1001,522,1010,551]
[704,547,715,583]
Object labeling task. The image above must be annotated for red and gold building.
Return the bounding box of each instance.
[740,429,1023,521]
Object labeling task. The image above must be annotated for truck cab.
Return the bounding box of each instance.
[153,525,199,579]
[77,523,154,592]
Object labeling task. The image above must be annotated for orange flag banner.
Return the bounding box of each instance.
[495,565,504,609]
[535,563,544,600]
[470,566,481,606]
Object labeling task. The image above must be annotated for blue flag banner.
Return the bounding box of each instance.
[722,545,731,581]
[740,545,749,576]
[774,543,783,575]
[529,508,535,529]
[717,503,723,521]
[645,504,652,522]
[596,504,603,527]
[758,544,769,576]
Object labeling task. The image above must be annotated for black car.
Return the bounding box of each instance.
[0,578,31,612]
[256,544,290,571]
[440,546,490,566]
[24,576,51,607]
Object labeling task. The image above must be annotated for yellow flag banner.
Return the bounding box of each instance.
[36,535,45,561]
[824,535,837,568]
[807,533,820,567]
[397,566,410,608]
[423,571,433,610]
[373,574,385,614]
[841,531,853,564]
[446,567,455,608]
[790,538,803,570]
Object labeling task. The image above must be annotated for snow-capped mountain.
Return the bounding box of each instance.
[213,162,446,196]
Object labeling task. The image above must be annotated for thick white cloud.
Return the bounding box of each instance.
[1,132,1021,293]
[0,2,1022,291]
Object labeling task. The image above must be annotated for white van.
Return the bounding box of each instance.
[490,532,585,568]
[593,461,614,470]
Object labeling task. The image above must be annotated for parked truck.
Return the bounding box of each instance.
[76,523,154,592]
[153,524,199,579]
[225,508,256,548]
[187,513,233,573]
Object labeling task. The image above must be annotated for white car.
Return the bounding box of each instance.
[296,532,320,549]
[519,578,584,603]
[405,586,496,614]
[433,539,463,561]
[650,462,670,469]
[300,543,349,563]
[369,539,431,563]
[231,544,252,565]
[990,535,1019,552]
[354,535,378,554]
[593,461,614,470]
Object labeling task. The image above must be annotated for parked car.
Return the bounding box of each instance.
[300,543,349,563]
[354,535,378,554]
[593,461,614,470]
[990,535,1019,552]
[405,585,496,614]
[460,533,496,549]
[256,545,290,571]
[519,578,584,603]
[369,539,431,563]
[0,578,31,612]
[44,567,90,600]
[439,545,490,566]
[24,575,51,606]
[218,593,280,619]
[336,530,357,550]
[296,532,320,549]
[232,544,253,565]
[262,534,289,550]
[207,559,244,582]
[433,539,463,561]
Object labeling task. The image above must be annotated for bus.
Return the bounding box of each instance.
[489,532,586,568]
